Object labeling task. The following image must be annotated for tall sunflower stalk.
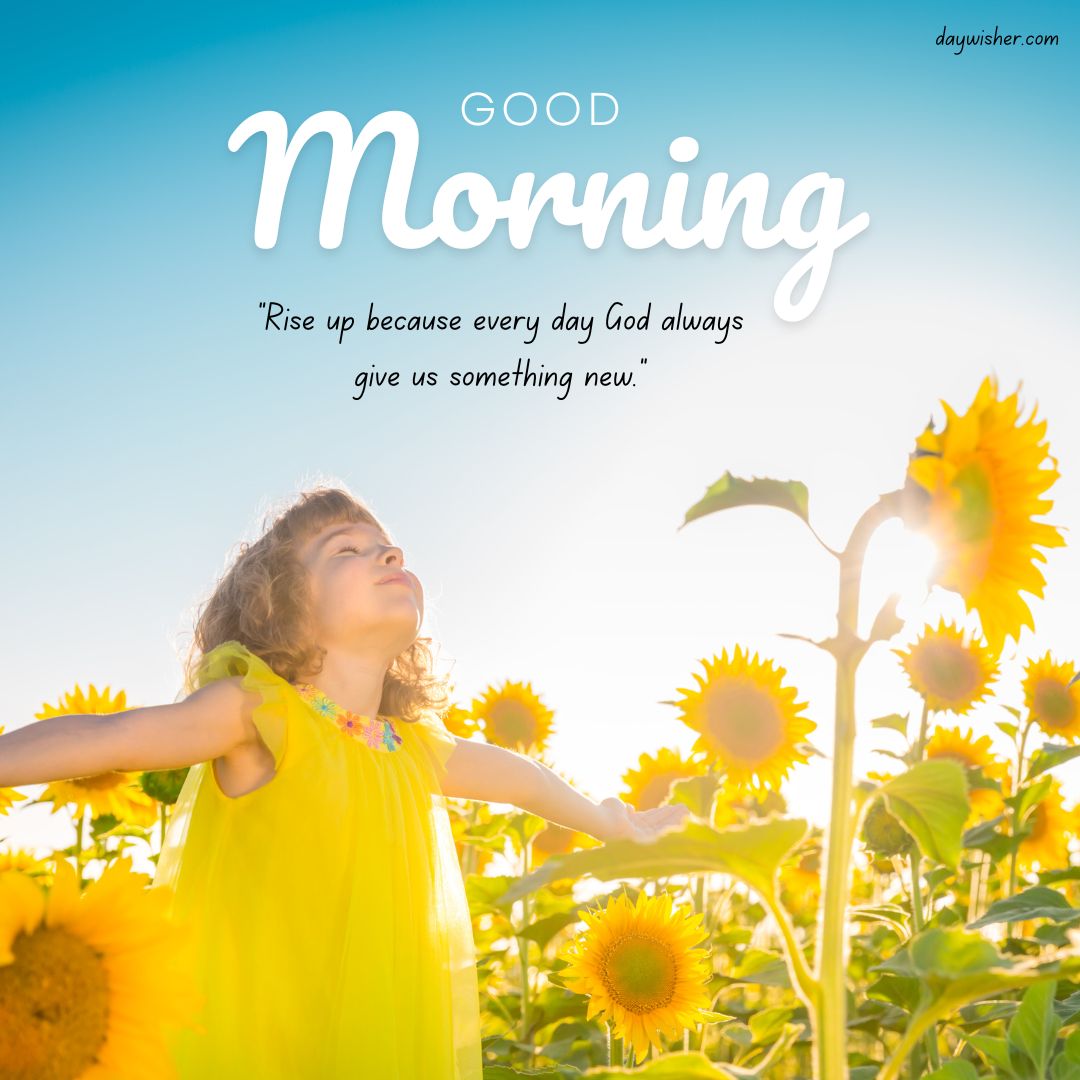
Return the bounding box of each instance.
[674,375,1065,1078]
[813,488,905,1079]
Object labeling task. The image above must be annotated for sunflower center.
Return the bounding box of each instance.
[1032,679,1077,730]
[488,701,538,749]
[601,934,677,1014]
[0,926,109,1079]
[705,683,785,765]
[952,460,995,544]
[910,640,982,705]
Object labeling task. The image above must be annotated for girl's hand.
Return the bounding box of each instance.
[596,796,690,844]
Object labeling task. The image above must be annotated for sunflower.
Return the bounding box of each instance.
[0,726,31,815]
[670,646,815,794]
[894,619,999,715]
[620,748,707,812]
[0,849,48,876]
[924,725,1010,821]
[0,855,203,1079]
[557,889,713,1064]
[905,375,1065,653]
[710,787,741,829]
[779,846,821,917]
[470,680,555,754]
[35,684,160,828]
[442,701,481,740]
[1023,653,1080,743]
[1017,778,1078,871]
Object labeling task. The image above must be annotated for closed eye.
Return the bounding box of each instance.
[338,545,368,556]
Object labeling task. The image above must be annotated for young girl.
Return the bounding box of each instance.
[1,485,688,1078]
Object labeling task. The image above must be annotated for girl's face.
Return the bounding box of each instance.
[299,519,423,656]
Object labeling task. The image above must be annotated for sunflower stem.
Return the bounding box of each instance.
[462,802,479,877]
[907,850,941,1070]
[814,492,902,1080]
[1006,716,1033,933]
[519,835,533,1068]
[609,1024,625,1067]
[762,887,818,1009]
[77,804,89,890]
[914,700,930,760]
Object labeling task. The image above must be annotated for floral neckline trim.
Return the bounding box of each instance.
[291,682,403,752]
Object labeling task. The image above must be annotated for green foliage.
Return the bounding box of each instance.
[668,773,721,820]
[500,818,809,906]
[1008,980,1060,1079]
[1027,744,1080,780]
[681,473,810,529]
[969,887,1080,930]
[877,760,970,868]
[139,766,189,804]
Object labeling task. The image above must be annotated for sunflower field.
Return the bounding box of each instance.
[3,375,1079,1079]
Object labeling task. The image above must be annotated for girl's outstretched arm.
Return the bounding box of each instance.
[440,738,689,843]
[0,678,255,788]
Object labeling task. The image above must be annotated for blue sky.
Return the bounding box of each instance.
[2,1,1077,860]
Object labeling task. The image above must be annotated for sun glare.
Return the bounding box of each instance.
[860,520,939,629]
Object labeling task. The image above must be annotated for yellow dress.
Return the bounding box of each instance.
[151,640,483,1079]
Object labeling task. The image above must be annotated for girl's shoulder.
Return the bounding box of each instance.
[192,640,293,772]
[192,640,289,692]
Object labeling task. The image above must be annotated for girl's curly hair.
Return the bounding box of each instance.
[181,485,449,724]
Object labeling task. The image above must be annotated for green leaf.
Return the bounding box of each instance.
[726,948,791,988]
[521,910,589,951]
[867,973,922,1012]
[748,1007,794,1046]
[681,472,810,529]
[965,1032,1013,1072]
[850,904,913,937]
[871,713,910,737]
[924,1062,979,1080]
[1027,744,1080,780]
[875,927,1001,982]
[1042,868,1080,886]
[466,874,519,915]
[499,817,809,906]
[667,773,720,820]
[699,1010,737,1024]
[878,760,969,868]
[873,927,1080,1026]
[1007,980,1061,1079]
[1009,775,1054,824]
[1052,1053,1080,1080]
[483,1065,583,1079]
[968,887,1080,930]
[963,815,1020,861]
[508,811,550,851]
[578,1050,739,1078]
